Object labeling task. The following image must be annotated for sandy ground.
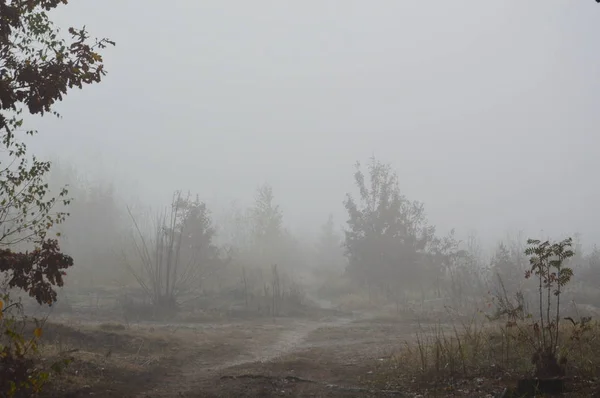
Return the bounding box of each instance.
[138,314,364,397]
[40,309,431,398]
[40,310,599,397]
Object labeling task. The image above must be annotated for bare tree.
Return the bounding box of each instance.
[125,191,223,309]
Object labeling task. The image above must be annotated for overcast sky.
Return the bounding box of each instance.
[27,1,600,249]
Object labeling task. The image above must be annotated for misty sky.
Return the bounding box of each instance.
[27,1,600,249]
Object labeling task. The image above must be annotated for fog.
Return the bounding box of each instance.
[6,2,600,396]
[28,1,600,247]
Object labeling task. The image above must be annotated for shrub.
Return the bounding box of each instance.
[524,238,574,378]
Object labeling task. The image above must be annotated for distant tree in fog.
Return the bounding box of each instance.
[250,184,284,260]
[126,192,223,309]
[578,246,600,292]
[45,164,129,286]
[491,234,529,295]
[427,230,487,306]
[315,214,345,271]
[428,230,461,298]
[215,201,252,250]
[491,243,514,280]
[343,157,435,294]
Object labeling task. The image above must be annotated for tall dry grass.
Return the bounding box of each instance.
[372,311,600,395]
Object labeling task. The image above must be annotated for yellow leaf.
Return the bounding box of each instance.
[34,327,43,339]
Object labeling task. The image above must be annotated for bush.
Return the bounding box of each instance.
[372,237,597,396]
[0,295,72,398]
[377,314,600,395]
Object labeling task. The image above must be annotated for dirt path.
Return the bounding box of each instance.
[220,316,357,369]
[138,314,361,397]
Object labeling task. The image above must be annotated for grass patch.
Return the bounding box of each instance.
[35,322,173,397]
[367,315,600,396]
[98,322,127,331]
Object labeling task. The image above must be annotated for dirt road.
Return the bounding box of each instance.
[42,310,423,397]
[138,313,376,397]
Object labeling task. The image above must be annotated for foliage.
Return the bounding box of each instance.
[0,297,49,398]
[0,239,72,305]
[0,0,113,262]
[232,183,298,272]
[48,164,127,286]
[524,237,575,378]
[379,314,600,396]
[0,0,114,134]
[488,243,528,317]
[0,0,113,248]
[209,186,316,315]
[426,230,487,306]
[0,2,113,395]
[125,192,225,312]
[487,274,527,324]
[343,157,435,294]
[490,243,513,283]
[377,236,585,394]
[0,238,73,397]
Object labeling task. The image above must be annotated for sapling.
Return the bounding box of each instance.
[524,237,574,378]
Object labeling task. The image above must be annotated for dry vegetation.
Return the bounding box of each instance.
[5,276,600,397]
[4,3,600,398]
[366,313,600,397]
[5,292,594,397]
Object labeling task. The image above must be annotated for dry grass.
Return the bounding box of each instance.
[9,304,599,397]
[33,316,313,397]
[35,322,182,397]
[366,313,600,396]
